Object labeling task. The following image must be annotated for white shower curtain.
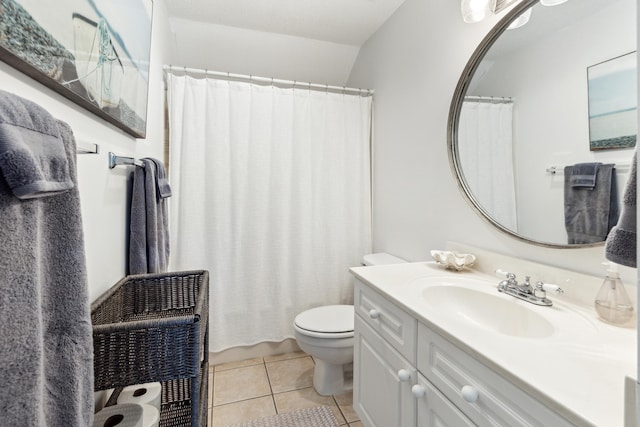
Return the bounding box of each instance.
[167,74,372,352]
[458,101,518,231]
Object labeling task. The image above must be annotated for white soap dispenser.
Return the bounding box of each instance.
[594,262,633,325]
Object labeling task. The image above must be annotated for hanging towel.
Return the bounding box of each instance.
[0,89,74,199]
[149,157,172,198]
[564,163,618,244]
[129,158,171,274]
[605,150,636,267]
[0,99,94,425]
[569,162,602,189]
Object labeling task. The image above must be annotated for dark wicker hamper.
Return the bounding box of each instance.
[91,270,209,427]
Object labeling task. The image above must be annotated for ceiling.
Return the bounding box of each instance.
[162,0,407,46]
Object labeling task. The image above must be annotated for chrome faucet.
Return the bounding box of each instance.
[496,269,564,306]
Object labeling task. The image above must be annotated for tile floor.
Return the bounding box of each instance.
[208,351,363,427]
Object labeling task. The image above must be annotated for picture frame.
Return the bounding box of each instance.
[0,0,153,138]
[587,51,637,151]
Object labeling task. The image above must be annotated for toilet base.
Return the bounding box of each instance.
[313,360,352,396]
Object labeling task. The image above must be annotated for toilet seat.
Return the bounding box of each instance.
[294,305,354,339]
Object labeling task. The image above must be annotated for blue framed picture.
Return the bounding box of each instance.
[0,0,153,138]
[587,51,637,151]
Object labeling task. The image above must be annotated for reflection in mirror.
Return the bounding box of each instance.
[450,0,636,247]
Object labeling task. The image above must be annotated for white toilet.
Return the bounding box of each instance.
[293,253,406,395]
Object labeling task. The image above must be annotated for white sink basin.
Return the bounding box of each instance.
[420,282,555,338]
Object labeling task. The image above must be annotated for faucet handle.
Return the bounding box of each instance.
[495,269,515,280]
[536,282,564,294]
[534,282,564,299]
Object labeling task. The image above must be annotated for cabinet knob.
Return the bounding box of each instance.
[411,384,426,398]
[461,385,479,403]
[397,369,411,382]
[368,309,380,319]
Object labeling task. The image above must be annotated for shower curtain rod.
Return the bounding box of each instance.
[163,65,374,95]
[464,95,514,104]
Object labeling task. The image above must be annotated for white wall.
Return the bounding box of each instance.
[169,18,360,86]
[347,0,636,285]
[472,0,635,243]
[0,2,175,300]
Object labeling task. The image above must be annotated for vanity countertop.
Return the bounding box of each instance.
[350,261,637,427]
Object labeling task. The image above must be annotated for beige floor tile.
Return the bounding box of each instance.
[214,357,264,372]
[263,351,308,363]
[265,356,315,393]
[212,396,276,427]
[273,387,346,425]
[213,364,272,406]
[334,391,359,423]
[348,422,364,427]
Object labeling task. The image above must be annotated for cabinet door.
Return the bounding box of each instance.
[354,314,416,427]
[415,373,475,427]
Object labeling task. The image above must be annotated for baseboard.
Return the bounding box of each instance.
[209,339,301,366]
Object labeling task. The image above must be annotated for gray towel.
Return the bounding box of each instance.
[564,163,618,244]
[605,150,636,267]
[0,90,74,199]
[569,162,602,189]
[129,158,171,274]
[0,117,94,426]
[149,157,172,198]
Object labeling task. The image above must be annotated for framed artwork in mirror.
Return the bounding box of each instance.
[0,0,153,138]
[587,51,637,151]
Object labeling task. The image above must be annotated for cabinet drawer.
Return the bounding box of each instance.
[415,373,475,427]
[418,323,573,427]
[354,279,417,363]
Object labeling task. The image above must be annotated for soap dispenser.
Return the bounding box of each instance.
[594,262,633,325]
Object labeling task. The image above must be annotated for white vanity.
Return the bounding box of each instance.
[350,245,636,427]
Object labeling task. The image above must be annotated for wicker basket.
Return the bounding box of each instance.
[91,270,209,390]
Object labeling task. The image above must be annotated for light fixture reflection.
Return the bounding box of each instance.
[540,0,569,5]
[507,7,532,29]
[461,0,493,23]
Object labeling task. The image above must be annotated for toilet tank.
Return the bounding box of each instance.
[362,253,407,266]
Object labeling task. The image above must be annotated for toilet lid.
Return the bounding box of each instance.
[294,305,354,334]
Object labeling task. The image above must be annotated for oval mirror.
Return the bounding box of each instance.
[448,0,636,248]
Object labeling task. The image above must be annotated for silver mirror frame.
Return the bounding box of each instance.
[447,0,603,249]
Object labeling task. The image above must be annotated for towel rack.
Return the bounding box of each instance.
[109,152,145,169]
[546,163,631,175]
[77,141,99,154]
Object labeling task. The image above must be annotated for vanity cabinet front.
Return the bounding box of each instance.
[418,324,574,427]
[354,314,417,427]
[414,373,475,427]
[353,279,575,427]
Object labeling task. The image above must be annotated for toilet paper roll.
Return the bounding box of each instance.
[94,390,108,413]
[95,388,115,413]
[116,382,162,411]
[93,403,143,427]
[138,404,160,427]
